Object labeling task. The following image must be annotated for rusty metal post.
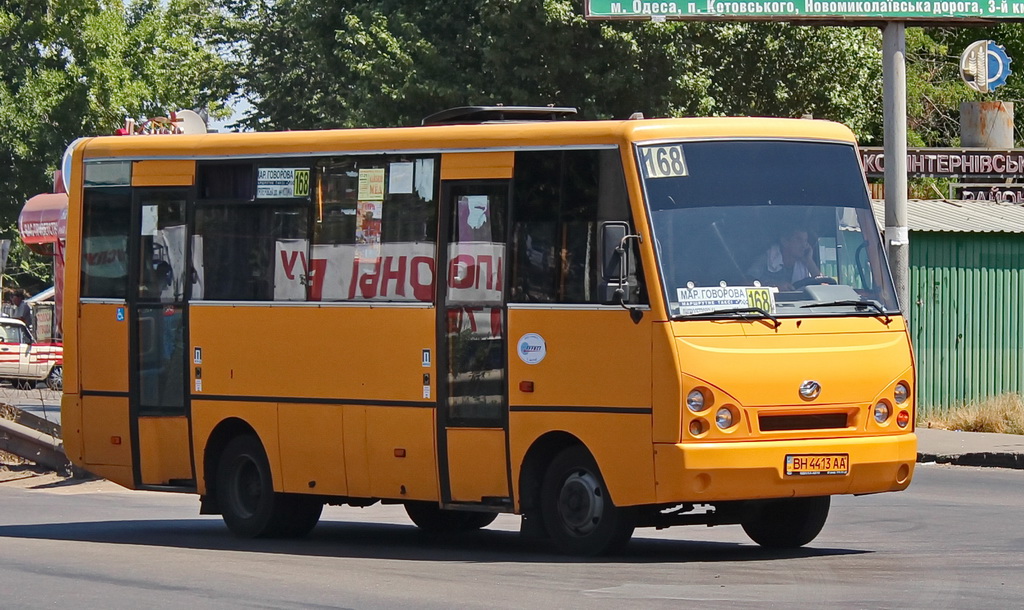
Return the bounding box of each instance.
[961,101,1015,148]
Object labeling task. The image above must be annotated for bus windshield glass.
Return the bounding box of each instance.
[637,139,898,319]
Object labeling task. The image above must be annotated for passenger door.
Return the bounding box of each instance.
[436,180,512,507]
[129,187,194,487]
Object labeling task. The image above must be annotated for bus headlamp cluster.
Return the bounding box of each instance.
[893,381,911,428]
[874,381,912,426]
[685,387,741,436]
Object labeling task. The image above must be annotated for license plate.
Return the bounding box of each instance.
[785,453,849,476]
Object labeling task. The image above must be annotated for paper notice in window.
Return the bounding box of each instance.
[389,162,414,194]
[358,168,386,200]
[141,205,158,235]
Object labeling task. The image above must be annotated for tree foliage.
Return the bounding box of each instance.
[5,0,1017,291]
[0,0,237,287]
[232,1,882,140]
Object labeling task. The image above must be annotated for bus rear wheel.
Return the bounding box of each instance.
[404,502,497,532]
[741,496,830,548]
[540,445,634,556]
[216,435,323,538]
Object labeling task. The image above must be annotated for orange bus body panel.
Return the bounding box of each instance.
[138,416,193,485]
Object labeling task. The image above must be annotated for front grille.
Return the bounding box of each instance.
[759,413,849,432]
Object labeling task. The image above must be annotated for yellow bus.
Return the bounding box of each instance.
[61,107,916,555]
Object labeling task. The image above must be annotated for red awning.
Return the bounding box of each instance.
[19,193,67,245]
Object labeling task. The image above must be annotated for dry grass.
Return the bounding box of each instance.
[0,450,28,467]
[923,393,1024,435]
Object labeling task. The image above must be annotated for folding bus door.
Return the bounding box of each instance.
[129,187,195,488]
[436,179,512,508]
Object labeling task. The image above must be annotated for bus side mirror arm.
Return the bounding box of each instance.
[615,235,644,324]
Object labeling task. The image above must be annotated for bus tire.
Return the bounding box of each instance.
[216,435,322,538]
[540,445,634,556]
[404,502,497,532]
[741,496,830,549]
[277,494,324,538]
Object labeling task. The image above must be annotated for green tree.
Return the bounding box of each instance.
[0,0,237,287]
[232,1,882,139]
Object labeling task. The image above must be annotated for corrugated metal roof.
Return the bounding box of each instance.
[871,198,1024,234]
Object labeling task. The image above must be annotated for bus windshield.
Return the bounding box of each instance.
[637,139,898,319]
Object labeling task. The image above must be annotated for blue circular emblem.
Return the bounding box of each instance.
[961,40,1013,93]
[517,333,547,365]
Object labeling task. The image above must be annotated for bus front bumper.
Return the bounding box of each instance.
[653,433,917,504]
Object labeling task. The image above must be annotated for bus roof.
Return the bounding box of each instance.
[78,117,858,161]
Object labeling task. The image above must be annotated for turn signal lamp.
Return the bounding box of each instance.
[897,410,911,428]
[688,419,707,436]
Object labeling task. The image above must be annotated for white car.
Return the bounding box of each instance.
[0,317,62,390]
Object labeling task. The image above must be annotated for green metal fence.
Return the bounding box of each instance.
[909,232,1024,417]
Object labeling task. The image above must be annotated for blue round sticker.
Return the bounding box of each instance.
[517,333,547,365]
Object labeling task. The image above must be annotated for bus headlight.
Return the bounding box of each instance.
[688,419,707,436]
[715,407,735,429]
[686,389,706,413]
[874,401,892,424]
[894,382,910,404]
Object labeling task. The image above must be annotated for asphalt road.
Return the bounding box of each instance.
[0,463,1020,608]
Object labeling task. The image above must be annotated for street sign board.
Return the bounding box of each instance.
[960,40,1013,92]
[586,1,1024,21]
[952,183,1024,202]
[861,147,1024,178]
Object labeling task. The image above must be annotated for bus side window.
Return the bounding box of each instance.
[81,188,132,299]
[312,155,438,303]
[510,149,643,305]
[193,162,309,302]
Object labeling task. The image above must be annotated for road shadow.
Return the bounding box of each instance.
[0,517,870,564]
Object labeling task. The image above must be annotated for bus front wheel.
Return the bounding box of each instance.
[404,502,497,532]
[216,435,323,538]
[741,496,830,548]
[540,445,635,556]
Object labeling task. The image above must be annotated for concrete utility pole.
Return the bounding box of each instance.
[883,22,910,317]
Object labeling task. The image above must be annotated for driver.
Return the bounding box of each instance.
[747,228,822,290]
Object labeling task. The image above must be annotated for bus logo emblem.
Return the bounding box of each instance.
[517,333,547,365]
[799,380,822,400]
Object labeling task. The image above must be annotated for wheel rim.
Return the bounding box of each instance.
[49,367,62,390]
[230,457,263,519]
[556,468,605,536]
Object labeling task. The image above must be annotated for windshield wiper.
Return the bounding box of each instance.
[801,299,892,324]
[678,307,780,329]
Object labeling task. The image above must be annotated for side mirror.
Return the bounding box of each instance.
[598,222,641,312]
[599,221,627,282]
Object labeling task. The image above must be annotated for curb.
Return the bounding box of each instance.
[917,452,1024,469]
